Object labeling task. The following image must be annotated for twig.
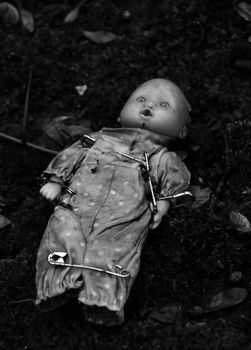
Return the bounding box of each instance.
[22,69,32,141]
[0,131,58,155]
[9,298,34,304]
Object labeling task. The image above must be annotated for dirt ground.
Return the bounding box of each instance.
[0,0,251,349]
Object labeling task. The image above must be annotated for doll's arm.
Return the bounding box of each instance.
[40,175,64,201]
[150,199,170,230]
[149,150,191,229]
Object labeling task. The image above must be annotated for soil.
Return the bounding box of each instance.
[0,0,251,349]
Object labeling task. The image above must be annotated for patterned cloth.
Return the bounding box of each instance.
[35,128,190,324]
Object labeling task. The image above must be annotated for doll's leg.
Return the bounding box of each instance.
[36,207,86,306]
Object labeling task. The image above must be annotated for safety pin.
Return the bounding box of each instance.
[114,151,158,214]
[158,191,195,207]
[48,252,130,279]
[114,150,146,165]
[143,153,158,214]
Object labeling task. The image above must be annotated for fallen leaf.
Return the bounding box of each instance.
[148,303,182,323]
[230,210,251,233]
[64,6,80,23]
[64,0,86,23]
[236,2,251,21]
[0,2,19,25]
[75,84,88,96]
[42,116,93,146]
[203,288,248,313]
[20,9,34,32]
[0,214,11,229]
[82,30,117,44]
[190,186,211,208]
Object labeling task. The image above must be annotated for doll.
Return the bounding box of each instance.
[35,78,191,325]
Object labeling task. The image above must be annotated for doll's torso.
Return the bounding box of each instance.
[59,128,165,238]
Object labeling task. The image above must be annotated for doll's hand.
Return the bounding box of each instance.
[40,182,63,201]
[150,200,170,230]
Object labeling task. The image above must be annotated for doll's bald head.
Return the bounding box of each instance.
[119,78,191,140]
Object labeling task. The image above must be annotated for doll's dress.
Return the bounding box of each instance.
[35,128,190,324]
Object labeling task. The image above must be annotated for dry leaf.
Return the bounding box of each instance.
[20,9,34,32]
[64,0,86,24]
[203,288,248,313]
[148,304,182,323]
[236,2,251,21]
[75,85,88,96]
[190,186,211,208]
[42,116,93,146]
[0,214,11,229]
[82,30,117,44]
[230,210,251,233]
[64,6,80,24]
[0,2,19,25]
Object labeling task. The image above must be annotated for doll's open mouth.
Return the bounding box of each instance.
[139,109,153,118]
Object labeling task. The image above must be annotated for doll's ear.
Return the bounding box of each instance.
[179,126,188,139]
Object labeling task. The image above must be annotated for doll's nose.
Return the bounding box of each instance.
[144,101,155,109]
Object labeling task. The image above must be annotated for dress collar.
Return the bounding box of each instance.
[100,127,169,148]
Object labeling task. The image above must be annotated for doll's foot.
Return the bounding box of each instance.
[83,305,124,326]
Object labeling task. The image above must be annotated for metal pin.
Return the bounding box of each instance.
[48,252,130,278]
[114,150,158,214]
[158,191,195,207]
[114,150,146,165]
[65,187,76,196]
[143,153,158,214]
[81,134,96,147]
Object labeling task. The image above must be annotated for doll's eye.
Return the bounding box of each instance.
[161,102,170,108]
[136,97,145,102]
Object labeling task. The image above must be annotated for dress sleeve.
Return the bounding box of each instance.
[156,151,191,197]
[42,140,88,182]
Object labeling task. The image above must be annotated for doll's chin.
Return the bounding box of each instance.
[139,114,151,121]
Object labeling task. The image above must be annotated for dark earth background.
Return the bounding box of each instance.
[0,0,251,349]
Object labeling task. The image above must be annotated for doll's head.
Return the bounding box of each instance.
[118,78,191,141]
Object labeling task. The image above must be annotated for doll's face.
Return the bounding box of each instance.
[118,79,191,139]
